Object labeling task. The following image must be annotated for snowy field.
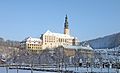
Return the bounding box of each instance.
[0,67,120,73]
[0,67,56,73]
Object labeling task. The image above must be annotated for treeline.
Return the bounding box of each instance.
[0,37,20,48]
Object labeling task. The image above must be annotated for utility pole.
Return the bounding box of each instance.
[118,48,120,73]
[30,53,33,73]
[116,50,120,73]
[31,64,33,73]
[57,47,61,73]
[99,51,103,72]
[90,54,93,73]
[107,50,110,73]
[16,65,18,73]
[6,65,8,73]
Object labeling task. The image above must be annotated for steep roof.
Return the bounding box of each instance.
[43,30,74,38]
[23,37,42,42]
[63,45,93,50]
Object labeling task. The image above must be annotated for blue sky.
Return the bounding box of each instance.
[0,0,120,41]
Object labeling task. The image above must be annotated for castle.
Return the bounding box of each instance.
[20,15,80,52]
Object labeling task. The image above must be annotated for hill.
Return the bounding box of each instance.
[81,32,120,49]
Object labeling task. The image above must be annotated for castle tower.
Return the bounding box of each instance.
[64,15,70,35]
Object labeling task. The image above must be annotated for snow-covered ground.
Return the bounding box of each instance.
[0,67,56,73]
[65,67,119,73]
[0,67,120,73]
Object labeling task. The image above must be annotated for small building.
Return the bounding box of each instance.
[55,45,94,66]
[20,37,42,52]
[63,45,94,58]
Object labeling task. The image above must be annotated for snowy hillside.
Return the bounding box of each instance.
[81,32,120,49]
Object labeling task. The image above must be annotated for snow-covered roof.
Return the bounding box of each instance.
[24,37,42,42]
[94,48,120,53]
[94,49,107,53]
[21,37,42,44]
[43,30,74,38]
[63,45,93,50]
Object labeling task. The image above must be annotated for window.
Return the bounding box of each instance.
[59,38,61,42]
[65,39,66,42]
[45,43,47,45]
[61,39,62,42]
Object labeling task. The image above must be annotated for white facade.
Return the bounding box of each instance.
[41,30,79,49]
[20,37,42,51]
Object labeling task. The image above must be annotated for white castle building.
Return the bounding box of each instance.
[20,15,80,51]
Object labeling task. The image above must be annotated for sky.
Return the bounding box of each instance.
[0,0,120,41]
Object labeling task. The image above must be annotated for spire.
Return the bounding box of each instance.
[64,14,69,29]
[64,14,70,35]
[65,14,68,20]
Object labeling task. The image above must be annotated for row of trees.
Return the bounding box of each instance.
[0,37,20,47]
